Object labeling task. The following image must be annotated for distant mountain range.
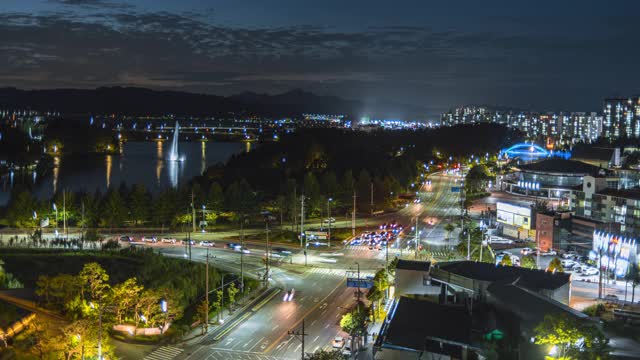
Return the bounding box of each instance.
[0,87,429,119]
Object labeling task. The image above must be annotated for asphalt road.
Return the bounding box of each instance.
[137,172,461,360]
[134,171,638,360]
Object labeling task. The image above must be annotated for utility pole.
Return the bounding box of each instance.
[265,218,270,287]
[414,216,419,258]
[356,262,361,302]
[292,185,297,234]
[467,232,471,260]
[327,198,332,247]
[97,305,102,359]
[300,195,305,248]
[63,190,67,239]
[240,216,245,304]
[598,249,603,299]
[352,191,356,236]
[370,182,374,216]
[536,230,540,269]
[205,248,209,331]
[288,319,307,360]
[81,200,85,244]
[191,190,196,233]
[480,234,484,263]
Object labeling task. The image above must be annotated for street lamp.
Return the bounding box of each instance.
[76,334,85,360]
[53,203,58,230]
[89,302,103,359]
[160,299,168,334]
[201,205,206,232]
[327,198,333,247]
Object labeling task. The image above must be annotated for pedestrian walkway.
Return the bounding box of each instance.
[305,268,348,277]
[143,346,183,360]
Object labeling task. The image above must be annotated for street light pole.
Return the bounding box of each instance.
[415,217,419,258]
[356,262,361,302]
[287,318,307,360]
[327,198,332,247]
[240,216,245,304]
[205,248,209,331]
[352,191,356,236]
[265,218,270,287]
[300,195,305,248]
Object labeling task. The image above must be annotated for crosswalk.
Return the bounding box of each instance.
[144,346,183,360]
[304,267,376,279]
[305,268,348,277]
[204,349,296,360]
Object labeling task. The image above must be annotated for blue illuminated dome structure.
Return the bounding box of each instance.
[500,143,571,162]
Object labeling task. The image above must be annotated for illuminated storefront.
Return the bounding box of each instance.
[590,230,638,278]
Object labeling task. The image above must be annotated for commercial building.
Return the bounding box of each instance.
[501,158,617,201]
[535,211,571,252]
[376,261,587,360]
[430,261,572,304]
[394,260,434,298]
[570,175,640,236]
[375,297,481,360]
[496,201,534,240]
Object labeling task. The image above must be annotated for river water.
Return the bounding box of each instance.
[0,141,248,205]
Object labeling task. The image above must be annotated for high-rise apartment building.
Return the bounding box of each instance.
[603,97,640,140]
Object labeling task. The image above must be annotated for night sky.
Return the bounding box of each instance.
[1,0,639,118]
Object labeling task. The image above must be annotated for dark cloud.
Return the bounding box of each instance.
[0,7,638,118]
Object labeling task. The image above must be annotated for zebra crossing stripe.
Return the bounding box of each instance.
[144,346,183,360]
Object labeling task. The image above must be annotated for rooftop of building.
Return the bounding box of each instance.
[434,261,571,291]
[571,146,617,162]
[396,259,431,272]
[518,158,610,176]
[382,297,473,352]
[487,281,587,329]
[597,187,640,200]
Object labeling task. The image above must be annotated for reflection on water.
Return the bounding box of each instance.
[0,141,246,205]
[105,155,112,189]
[201,142,206,175]
[168,158,178,188]
[53,156,60,193]
[245,141,252,153]
[156,141,164,186]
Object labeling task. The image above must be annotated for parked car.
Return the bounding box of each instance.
[560,259,576,268]
[332,336,345,349]
[581,267,599,276]
[199,241,215,247]
[323,217,336,224]
[181,239,195,245]
[488,236,514,245]
[539,249,557,256]
[604,294,619,302]
[521,247,535,256]
[562,251,579,259]
[142,236,157,243]
[342,344,357,356]
[161,238,176,244]
[119,235,133,242]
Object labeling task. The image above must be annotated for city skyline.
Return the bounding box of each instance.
[0,0,639,117]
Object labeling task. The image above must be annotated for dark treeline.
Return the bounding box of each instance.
[2,123,521,229]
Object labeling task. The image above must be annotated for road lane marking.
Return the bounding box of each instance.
[263,278,346,353]
[251,288,282,312]
[213,312,252,341]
